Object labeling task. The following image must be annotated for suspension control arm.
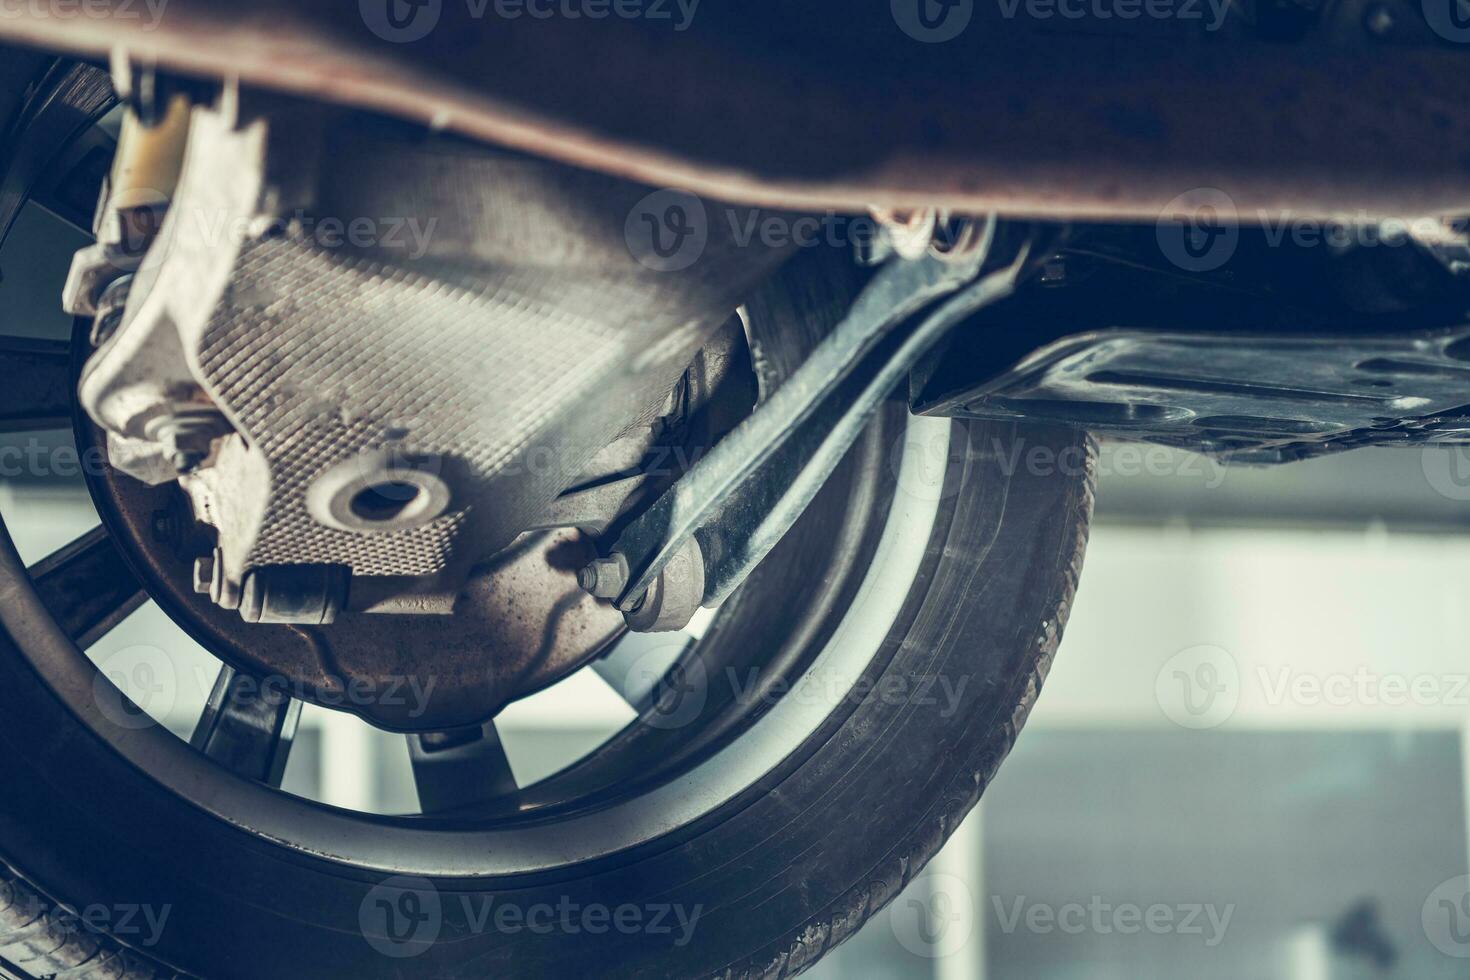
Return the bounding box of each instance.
[591,220,1033,630]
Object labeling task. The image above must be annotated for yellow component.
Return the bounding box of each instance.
[107,94,192,214]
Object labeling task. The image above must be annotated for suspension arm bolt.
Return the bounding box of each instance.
[577,554,630,600]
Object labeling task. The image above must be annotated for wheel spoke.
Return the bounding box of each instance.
[408,721,518,814]
[0,61,114,248]
[592,633,696,712]
[0,336,72,433]
[27,125,115,237]
[191,664,300,788]
[27,526,146,648]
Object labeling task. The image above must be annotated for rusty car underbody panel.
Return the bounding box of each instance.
[0,1,1467,221]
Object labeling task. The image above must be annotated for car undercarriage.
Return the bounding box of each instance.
[0,2,1467,977]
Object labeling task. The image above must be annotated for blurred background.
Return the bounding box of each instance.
[5,197,1470,978]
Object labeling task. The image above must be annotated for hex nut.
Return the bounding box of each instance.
[578,554,629,600]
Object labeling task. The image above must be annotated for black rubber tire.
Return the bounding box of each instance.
[0,416,1093,980]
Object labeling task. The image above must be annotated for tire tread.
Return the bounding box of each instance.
[0,864,179,980]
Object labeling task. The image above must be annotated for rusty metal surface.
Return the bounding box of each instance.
[78,378,628,731]
[86,449,629,731]
[70,306,765,731]
[1,4,1469,220]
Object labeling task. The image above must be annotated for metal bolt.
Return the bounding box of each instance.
[192,555,215,595]
[148,413,226,475]
[578,554,630,600]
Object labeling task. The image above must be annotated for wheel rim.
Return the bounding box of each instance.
[0,414,946,875]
